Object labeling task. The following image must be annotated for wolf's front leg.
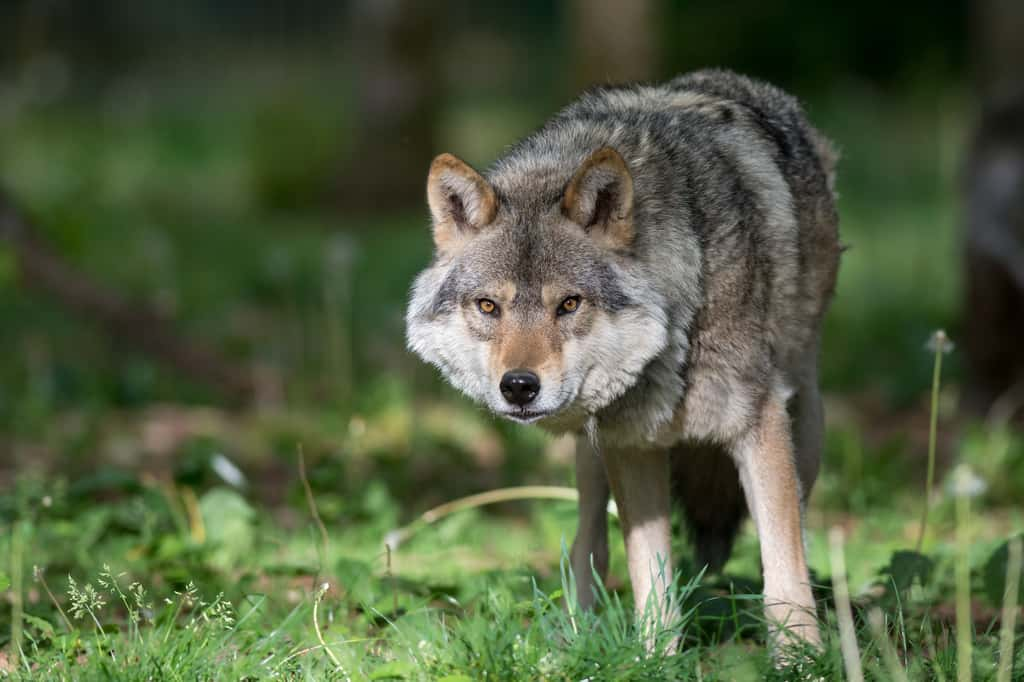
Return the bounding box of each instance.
[733,391,821,650]
[570,436,610,610]
[603,446,677,644]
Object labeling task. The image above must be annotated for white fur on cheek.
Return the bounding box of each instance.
[406,268,492,407]
[408,314,491,405]
[573,307,669,412]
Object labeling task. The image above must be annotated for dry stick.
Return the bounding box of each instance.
[829,527,864,682]
[298,445,330,590]
[996,537,1022,682]
[384,485,609,549]
[385,543,397,617]
[33,566,73,632]
[0,189,271,405]
[277,638,372,668]
[298,449,348,677]
[916,329,948,553]
[868,608,909,682]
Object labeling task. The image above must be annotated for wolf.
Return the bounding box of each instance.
[406,69,841,649]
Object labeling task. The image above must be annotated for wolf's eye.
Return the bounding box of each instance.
[557,296,581,316]
[478,299,498,316]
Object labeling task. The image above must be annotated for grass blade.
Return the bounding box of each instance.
[868,608,908,682]
[997,537,1022,682]
[10,521,25,672]
[829,527,864,682]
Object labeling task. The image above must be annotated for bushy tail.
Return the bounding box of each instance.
[670,442,747,572]
[809,128,840,197]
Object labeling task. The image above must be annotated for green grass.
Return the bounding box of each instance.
[3,459,1024,679]
[1,60,1022,679]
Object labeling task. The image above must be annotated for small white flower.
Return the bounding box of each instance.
[947,463,987,498]
[924,329,954,354]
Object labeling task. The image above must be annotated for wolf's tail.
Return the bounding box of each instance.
[809,129,840,197]
[670,442,747,572]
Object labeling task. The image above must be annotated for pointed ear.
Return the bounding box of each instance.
[562,147,634,251]
[426,153,497,253]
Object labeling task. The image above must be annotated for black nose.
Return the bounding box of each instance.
[500,370,540,406]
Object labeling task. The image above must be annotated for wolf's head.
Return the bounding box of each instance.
[406,147,669,427]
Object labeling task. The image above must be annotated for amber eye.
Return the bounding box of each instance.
[478,299,498,315]
[558,296,581,316]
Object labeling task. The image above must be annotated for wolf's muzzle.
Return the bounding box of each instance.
[500,369,540,406]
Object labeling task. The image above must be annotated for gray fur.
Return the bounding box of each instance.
[407,69,840,594]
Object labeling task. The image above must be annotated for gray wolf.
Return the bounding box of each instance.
[406,69,841,649]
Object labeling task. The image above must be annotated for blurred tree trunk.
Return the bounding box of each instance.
[972,0,1024,100]
[568,0,660,91]
[962,0,1024,421]
[336,0,440,213]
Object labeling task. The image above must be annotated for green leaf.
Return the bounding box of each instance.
[983,535,1024,607]
[199,487,256,571]
[369,660,415,679]
[0,571,9,592]
[23,613,56,640]
[885,550,933,592]
[436,676,474,682]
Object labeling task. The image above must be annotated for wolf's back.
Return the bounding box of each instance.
[668,68,839,194]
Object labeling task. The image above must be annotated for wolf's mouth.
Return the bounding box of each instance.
[500,409,551,425]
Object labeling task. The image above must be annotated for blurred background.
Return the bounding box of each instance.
[2,0,1023,609]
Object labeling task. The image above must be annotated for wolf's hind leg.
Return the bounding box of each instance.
[570,435,610,610]
[671,441,746,572]
[790,356,824,502]
[733,387,821,649]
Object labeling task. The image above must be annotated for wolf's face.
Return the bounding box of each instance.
[406,148,669,427]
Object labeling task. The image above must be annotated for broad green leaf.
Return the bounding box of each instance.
[983,535,1024,607]
[885,550,933,592]
[199,487,256,571]
[370,660,415,679]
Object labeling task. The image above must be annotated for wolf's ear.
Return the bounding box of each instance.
[427,153,497,253]
[562,147,634,251]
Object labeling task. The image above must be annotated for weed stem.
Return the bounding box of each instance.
[954,466,973,682]
[916,329,947,552]
[313,583,347,678]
